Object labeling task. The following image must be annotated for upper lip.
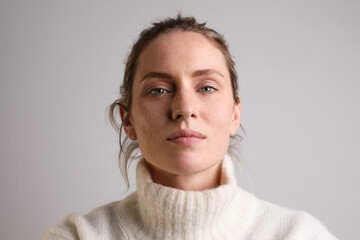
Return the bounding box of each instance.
[167,129,206,140]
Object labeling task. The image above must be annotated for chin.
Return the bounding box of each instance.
[167,152,219,175]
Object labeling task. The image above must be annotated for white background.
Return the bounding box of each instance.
[1,0,359,239]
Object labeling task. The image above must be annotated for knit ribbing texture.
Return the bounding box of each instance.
[42,155,337,240]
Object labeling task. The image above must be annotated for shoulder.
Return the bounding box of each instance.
[249,199,337,240]
[41,192,138,240]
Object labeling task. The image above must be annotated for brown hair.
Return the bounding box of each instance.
[109,14,245,188]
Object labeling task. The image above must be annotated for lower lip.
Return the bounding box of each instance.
[168,137,204,145]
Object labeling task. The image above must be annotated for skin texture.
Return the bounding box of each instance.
[121,31,241,191]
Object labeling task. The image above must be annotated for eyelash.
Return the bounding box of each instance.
[148,88,170,95]
[199,86,216,93]
[147,86,217,96]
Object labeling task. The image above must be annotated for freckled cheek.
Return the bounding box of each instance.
[138,102,168,123]
[132,102,168,141]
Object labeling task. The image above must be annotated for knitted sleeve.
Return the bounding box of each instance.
[249,200,337,240]
[284,211,337,240]
[41,213,98,240]
[41,201,128,240]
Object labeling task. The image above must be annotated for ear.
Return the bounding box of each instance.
[119,107,137,140]
[230,96,242,136]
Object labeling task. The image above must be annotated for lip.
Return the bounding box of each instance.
[167,129,206,145]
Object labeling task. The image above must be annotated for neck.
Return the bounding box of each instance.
[145,161,222,191]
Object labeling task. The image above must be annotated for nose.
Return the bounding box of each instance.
[171,89,198,121]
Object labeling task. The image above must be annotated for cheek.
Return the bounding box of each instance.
[136,101,167,124]
[131,101,167,140]
[205,100,234,127]
[204,100,234,147]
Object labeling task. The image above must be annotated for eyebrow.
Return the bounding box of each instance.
[140,72,173,82]
[140,69,225,82]
[192,69,225,79]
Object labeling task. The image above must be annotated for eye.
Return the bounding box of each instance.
[149,88,169,95]
[199,86,216,93]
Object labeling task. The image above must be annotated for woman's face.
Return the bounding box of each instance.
[122,31,241,187]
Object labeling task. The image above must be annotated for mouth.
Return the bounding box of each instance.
[167,129,206,145]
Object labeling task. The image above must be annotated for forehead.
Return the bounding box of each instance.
[136,31,228,78]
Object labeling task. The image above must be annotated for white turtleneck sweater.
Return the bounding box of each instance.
[42,156,337,239]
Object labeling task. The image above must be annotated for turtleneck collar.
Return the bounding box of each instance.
[135,155,258,239]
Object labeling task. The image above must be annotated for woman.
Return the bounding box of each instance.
[42,15,337,240]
